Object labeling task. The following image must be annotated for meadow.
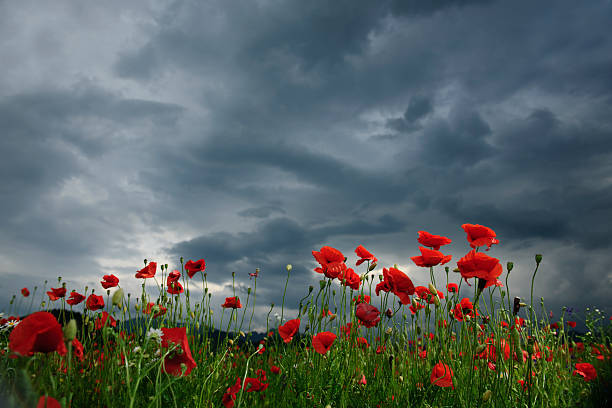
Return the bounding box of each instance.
[0,224,610,407]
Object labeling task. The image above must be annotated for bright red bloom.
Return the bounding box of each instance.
[430,361,454,388]
[417,231,452,250]
[312,332,337,354]
[409,302,425,314]
[46,287,66,301]
[244,370,269,392]
[355,245,378,266]
[100,274,119,289]
[355,303,381,328]
[167,270,181,282]
[462,224,499,250]
[94,311,117,330]
[37,396,61,408]
[411,247,452,268]
[567,321,577,328]
[375,267,415,305]
[166,278,184,295]
[356,337,369,349]
[270,365,281,374]
[312,246,347,279]
[573,363,597,382]
[415,286,443,304]
[223,377,242,408]
[353,295,371,304]
[453,298,475,321]
[135,262,157,279]
[143,302,167,318]
[456,250,503,288]
[447,283,458,293]
[21,288,29,297]
[185,259,206,278]
[86,294,105,311]
[9,311,67,357]
[222,296,242,309]
[72,338,84,362]
[161,327,197,376]
[278,318,300,343]
[339,267,361,290]
[66,291,85,306]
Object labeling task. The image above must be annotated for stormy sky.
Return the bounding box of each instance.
[1,0,611,331]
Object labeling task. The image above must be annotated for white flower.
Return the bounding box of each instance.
[132,346,142,353]
[146,328,163,343]
[1,320,20,331]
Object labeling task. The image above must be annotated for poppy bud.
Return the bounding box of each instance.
[535,254,542,264]
[368,262,377,271]
[416,326,421,335]
[482,390,492,402]
[319,280,326,290]
[385,308,393,318]
[180,257,183,264]
[507,262,514,272]
[412,298,418,309]
[228,339,234,345]
[453,268,460,273]
[239,331,245,337]
[399,375,404,383]
[329,314,337,321]
[519,302,527,308]
[286,264,292,272]
[63,319,77,342]
[247,287,251,294]
[144,259,147,265]
[112,288,124,307]
[379,275,384,281]
[433,295,440,307]
[428,283,437,295]
[385,327,393,335]
[308,285,314,293]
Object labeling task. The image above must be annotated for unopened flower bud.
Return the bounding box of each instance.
[329,314,337,322]
[428,283,437,295]
[482,390,492,402]
[513,297,521,315]
[453,268,460,273]
[319,280,326,290]
[385,308,393,318]
[228,339,234,345]
[63,319,77,342]
[412,298,418,309]
[247,287,251,294]
[398,375,404,383]
[535,254,542,264]
[385,327,393,335]
[286,264,292,272]
[368,262,377,271]
[507,262,514,272]
[112,288,124,307]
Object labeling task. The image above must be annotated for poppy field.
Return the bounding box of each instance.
[0,224,610,407]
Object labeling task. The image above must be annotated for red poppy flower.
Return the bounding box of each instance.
[167,270,181,282]
[409,302,425,314]
[46,287,66,301]
[222,296,242,309]
[356,337,369,349]
[66,291,86,306]
[244,374,269,392]
[375,267,415,305]
[185,259,206,278]
[340,322,358,339]
[453,298,475,321]
[456,250,502,288]
[352,295,371,304]
[567,321,577,328]
[86,294,105,311]
[355,303,381,328]
[100,274,119,289]
[143,302,167,318]
[430,361,454,388]
[21,288,29,297]
[279,318,300,343]
[312,332,337,354]
[312,246,347,279]
[135,262,157,279]
[9,311,67,357]
[160,327,197,376]
[166,278,184,295]
[411,247,452,268]
[447,283,458,293]
[339,267,360,290]
[355,245,378,266]
[462,224,499,250]
[573,363,597,382]
[94,311,116,330]
[37,396,61,408]
[68,337,84,362]
[222,377,242,408]
[417,231,452,250]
